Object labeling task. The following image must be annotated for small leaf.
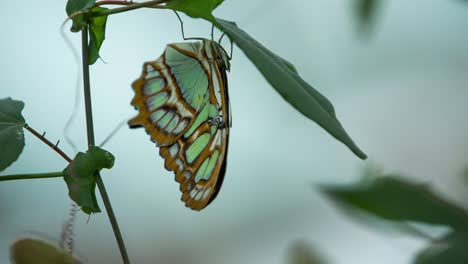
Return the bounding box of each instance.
[63,146,114,214]
[65,0,96,32]
[10,238,79,264]
[166,0,224,24]
[321,176,468,231]
[216,19,367,159]
[415,232,468,264]
[0,98,26,172]
[88,7,108,64]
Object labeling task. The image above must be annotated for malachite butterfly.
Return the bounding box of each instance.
[129,39,231,211]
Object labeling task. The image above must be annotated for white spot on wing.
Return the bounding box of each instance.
[176,158,184,171]
[169,143,179,157]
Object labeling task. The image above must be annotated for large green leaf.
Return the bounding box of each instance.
[166,0,224,24]
[65,0,96,32]
[63,146,114,214]
[10,238,79,264]
[216,19,367,159]
[321,176,468,231]
[88,7,108,64]
[0,98,26,172]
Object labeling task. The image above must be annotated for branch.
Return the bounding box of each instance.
[93,0,168,17]
[24,125,72,162]
[0,172,64,182]
[80,26,131,264]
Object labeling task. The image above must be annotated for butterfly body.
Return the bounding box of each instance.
[129,39,231,210]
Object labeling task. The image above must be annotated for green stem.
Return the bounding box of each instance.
[81,26,130,264]
[92,0,169,17]
[0,172,64,182]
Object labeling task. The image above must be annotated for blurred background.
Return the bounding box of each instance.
[1,0,468,263]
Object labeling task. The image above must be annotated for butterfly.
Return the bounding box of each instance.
[129,39,231,211]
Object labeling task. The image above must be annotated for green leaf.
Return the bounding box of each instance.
[166,0,224,24]
[216,19,367,159]
[66,0,95,14]
[88,7,108,65]
[321,176,468,231]
[63,146,114,214]
[65,0,96,32]
[10,238,79,264]
[0,98,26,172]
[415,233,468,264]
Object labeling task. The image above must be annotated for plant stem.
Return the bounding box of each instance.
[95,1,139,6]
[92,0,168,17]
[81,26,130,264]
[24,125,72,162]
[0,172,64,182]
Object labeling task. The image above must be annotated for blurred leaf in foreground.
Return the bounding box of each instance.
[63,146,114,214]
[353,0,381,34]
[10,238,80,264]
[321,176,468,230]
[0,98,26,172]
[288,241,329,264]
[320,170,468,263]
[216,18,367,160]
[414,233,468,264]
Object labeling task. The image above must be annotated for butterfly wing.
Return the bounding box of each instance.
[129,41,212,146]
[130,40,231,210]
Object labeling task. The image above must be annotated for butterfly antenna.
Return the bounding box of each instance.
[60,18,81,155]
[98,117,131,148]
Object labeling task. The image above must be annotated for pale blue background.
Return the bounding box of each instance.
[1,0,468,263]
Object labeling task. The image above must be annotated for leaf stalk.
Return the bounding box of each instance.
[92,0,168,18]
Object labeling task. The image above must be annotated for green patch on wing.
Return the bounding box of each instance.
[216,18,367,159]
[165,0,224,25]
[63,146,114,214]
[186,133,210,164]
[0,98,26,172]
